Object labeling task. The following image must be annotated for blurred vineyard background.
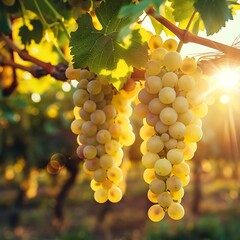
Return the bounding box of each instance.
[1,71,240,240]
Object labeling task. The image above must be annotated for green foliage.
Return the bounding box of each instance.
[70,0,148,90]
[118,0,164,38]
[22,0,71,23]
[194,0,233,35]
[0,3,12,35]
[19,20,44,45]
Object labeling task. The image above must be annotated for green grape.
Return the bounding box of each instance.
[77,78,88,89]
[184,124,203,142]
[93,168,107,182]
[73,89,89,107]
[90,179,102,191]
[94,188,108,203]
[167,203,185,220]
[107,166,122,182]
[154,158,172,176]
[165,138,178,150]
[148,35,163,51]
[145,60,161,76]
[87,80,102,95]
[150,48,168,65]
[133,103,149,118]
[155,121,168,134]
[166,175,182,192]
[145,76,162,94]
[99,154,114,170]
[81,121,98,137]
[163,51,182,71]
[163,38,178,51]
[90,109,106,125]
[162,71,178,88]
[149,179,166,194]
[148,98,165,115]
[96,129,111,144]
[70,118,84,135]
[160,133,170,142]
[148,204,165,222]
[180,57,197,74]
[143,168,156,184]
[172,162,190,178]
[167,148,184,164]
[105,139,120,155]
[177,110,194,125]
[177,75,195,92]
[159,87,176,104]
[142,152,160,169]
[146,135,164,153]
[157,191,173,208]
[65,67,80,80]
[84,158,100,171]
[83,100,97,113]
[171,187,184,201]
[146,113,159,127]
[172,96,189,113]
[147,190,158,203]
[140,124,155,140]
[168,121,186,139]
[83,145,97,160]
[160,107,178,125]
[108,186,122,203]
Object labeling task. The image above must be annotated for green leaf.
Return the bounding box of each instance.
[169,0,195,22]
[118,0,164,38]
[0,4,12,35]
[194,0,233,35]
[70,0,148,90]
[22,0,71,23]
[149,15,163,35]
[19,20,44,45]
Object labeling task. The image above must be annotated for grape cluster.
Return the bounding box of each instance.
[134,35,209,222]
[66,67,135,203]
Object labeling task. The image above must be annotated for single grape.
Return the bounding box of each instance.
[148,204,165,222]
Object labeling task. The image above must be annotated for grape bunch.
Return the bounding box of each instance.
[134,35,209,222]
[66,67,136,203]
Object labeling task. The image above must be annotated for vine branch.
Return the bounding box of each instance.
[150,13,240,60]
[0,33,68,82]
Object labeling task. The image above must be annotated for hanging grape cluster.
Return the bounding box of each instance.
[134,34,209,222]
[66,68,136,203]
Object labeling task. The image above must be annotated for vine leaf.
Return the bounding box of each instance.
[118,0,164,38]
[194,0,233,35]
[19,20,43,45]
[70,0,148,90]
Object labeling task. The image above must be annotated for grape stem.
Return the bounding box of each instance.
[176,10,197,53]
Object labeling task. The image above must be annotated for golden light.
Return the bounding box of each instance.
[215,68,239,91]
[31,93,41,103]
[220,94,230,104]
[62,82,71,92]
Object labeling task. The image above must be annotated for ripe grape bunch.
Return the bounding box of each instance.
[66,67,136,204]
[134,35,209,222]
